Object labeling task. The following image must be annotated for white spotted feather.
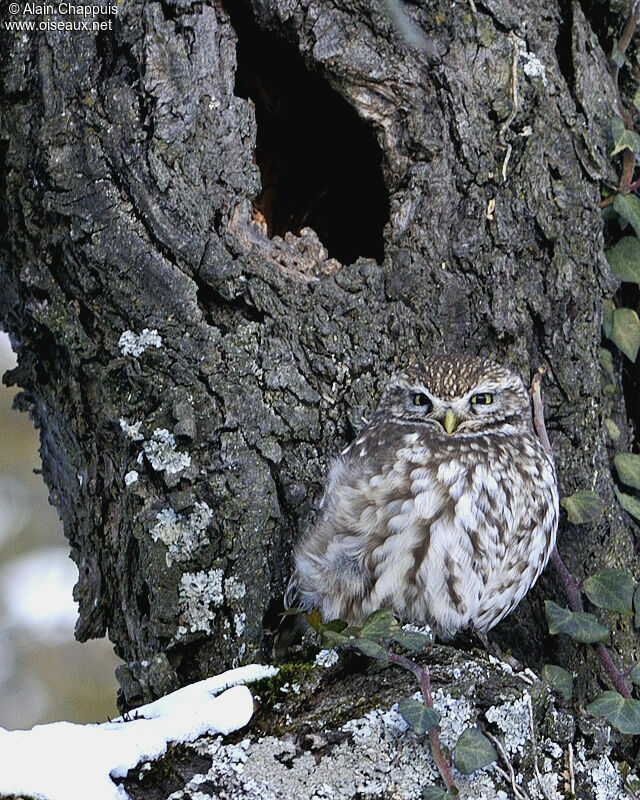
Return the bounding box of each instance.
[287,356,559,638]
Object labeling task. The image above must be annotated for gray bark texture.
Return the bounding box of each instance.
[2,0,640,796]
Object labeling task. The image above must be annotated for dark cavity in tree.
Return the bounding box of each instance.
[223,1,390,266]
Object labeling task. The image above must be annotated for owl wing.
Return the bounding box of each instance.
[289,423,429,623]
[472,445,559,631]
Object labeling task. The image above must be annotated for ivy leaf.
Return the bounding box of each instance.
[612,43,626,68]
[630,664,640,685]
[323,618,348,633]
[583,569,634,615]
[545,601,609,643]
[321,628,350,648]
[612,307,640,362]
[599,348,615,381]
[305,609,324,633]
[360,609,399,641]
[611,116,640,156]
[391,628,431,652]
[422,789,449,800]
[560,490,604,525]
[397,698,440,735]
[541,664,574,702]
[613,194,640,238]
[615,487,640,523]
[606,237,640,285]
[614,453,640,491]
[587,691,640,735]
[605,418,621,441]
[602,299,615,340]
[454,727,497,774]
[354,637,390,663]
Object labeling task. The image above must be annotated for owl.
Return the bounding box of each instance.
[286,356,558,638]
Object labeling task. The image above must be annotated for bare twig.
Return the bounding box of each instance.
[567,743,575,796]
[597,642,632,699]
[609,1,640,192]
[529,367,552,455]
[498,34,520,182]
[625,776,640,800]
[485,732,531,800]
[527,694,554,800]
[530,369,632,699]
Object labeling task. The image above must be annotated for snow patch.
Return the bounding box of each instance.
[0,664,277,800]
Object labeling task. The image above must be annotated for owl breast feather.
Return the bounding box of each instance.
[291,422,558,637]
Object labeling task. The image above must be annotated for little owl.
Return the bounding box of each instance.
[287,356,558,638]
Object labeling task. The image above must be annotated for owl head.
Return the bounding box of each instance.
[373,356,531,435]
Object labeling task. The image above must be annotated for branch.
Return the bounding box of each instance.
[610,1,640,191]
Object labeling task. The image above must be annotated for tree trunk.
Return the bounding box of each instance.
[1,0,638,784]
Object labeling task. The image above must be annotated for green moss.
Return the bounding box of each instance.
[250,661,314,709]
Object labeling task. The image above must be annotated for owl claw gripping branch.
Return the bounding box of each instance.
[286,356,559,639]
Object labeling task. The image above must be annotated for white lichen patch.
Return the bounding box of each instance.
[527,770,562,800]
[543,738,563,760]
[151,503,212,566]
[457,771,509,800]
[224,577,247,601]
[177,568,224,636]
[119,418,144,441]
[143,429,191,474]
[401,622,434,640]
[124,470,139,486]
[315,649,339,669]
[432,689,475,750]
[234,612,247,637]
[577,752,626,800]
[118,328,162,357]
[487,654,514,675]
[177,695,510,800]
[485,692,531,756]
[520,50,548,85]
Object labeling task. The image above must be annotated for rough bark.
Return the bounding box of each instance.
[1,0,639,781]
[115,647,618,800]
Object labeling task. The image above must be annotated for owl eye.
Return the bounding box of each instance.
[412,392,432,410]
[470,393,493,406]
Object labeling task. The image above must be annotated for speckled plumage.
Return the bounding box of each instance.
[287,356,558,637]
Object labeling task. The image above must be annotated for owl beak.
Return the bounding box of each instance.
[443,410,459,435]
